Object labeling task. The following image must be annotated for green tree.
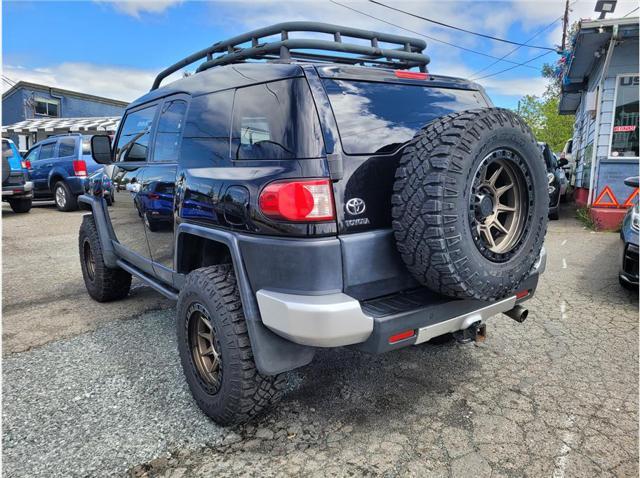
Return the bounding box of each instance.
[517,95,574,152]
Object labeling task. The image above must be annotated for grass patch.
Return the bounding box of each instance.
[576,207,597,230]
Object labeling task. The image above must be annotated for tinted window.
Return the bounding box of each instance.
[2,141,11,158]
[153,100,187,162]
[323,80,488,154]
[58,137,76,157]
[116,105,157,162]
[231,78,324,160]
[182,90,233,165]
[39,142,56,160]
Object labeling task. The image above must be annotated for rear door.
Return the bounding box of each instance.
[317,72,489,234]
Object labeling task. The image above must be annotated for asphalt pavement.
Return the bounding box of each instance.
[2,202,638,477]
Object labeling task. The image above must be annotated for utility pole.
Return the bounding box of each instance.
[561,0,570,51]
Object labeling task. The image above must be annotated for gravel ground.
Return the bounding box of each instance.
[2,203,638,477]
[2,202,172,354]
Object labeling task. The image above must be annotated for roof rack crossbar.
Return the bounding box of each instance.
[151,22,429,90]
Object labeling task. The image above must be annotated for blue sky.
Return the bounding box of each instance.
[3,0,638,108]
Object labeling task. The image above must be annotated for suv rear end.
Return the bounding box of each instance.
[243,65,544,353]
[2,138,33,213]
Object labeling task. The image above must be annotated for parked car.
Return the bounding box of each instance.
[553,152,570,201]
[538,142,562,220]
[2,138,33,213]
[560,138,575,185]
[619,177,639,291]
[23,134,102,211]
[78,23,548,425]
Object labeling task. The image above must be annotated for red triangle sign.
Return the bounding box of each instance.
[623,188,639,207]
[593,186,619,208]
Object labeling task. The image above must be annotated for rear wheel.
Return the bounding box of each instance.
[79,215,131,301]
[392,108,548,301]
[8,198,32,213]
[177,264,285,426]
[54,181,78,212]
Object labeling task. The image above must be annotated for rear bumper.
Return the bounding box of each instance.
[2,181,33,199]
[257,248,546,349]
[620,242,639,286]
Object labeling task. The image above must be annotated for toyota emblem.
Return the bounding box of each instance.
[345,197,366,215]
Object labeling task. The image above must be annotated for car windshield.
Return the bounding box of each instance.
[323,79,488,155]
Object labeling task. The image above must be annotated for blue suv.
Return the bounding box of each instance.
[24,134,102,211]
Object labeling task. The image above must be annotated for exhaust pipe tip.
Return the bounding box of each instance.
[504,305,528,323]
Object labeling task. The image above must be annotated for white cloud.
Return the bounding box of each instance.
[95,0,182,18]
[2,63,182,102]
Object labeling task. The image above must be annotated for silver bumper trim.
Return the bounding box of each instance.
[256,290,373,347]
[414,295,517,345]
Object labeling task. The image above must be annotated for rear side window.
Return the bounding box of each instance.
[58,137,76,157]
[323,80,488,155]
[231,78,324,160]
[153,100,187,162]
[82,137,92,155]
[116,105,157,162]
[2,140,12,158]
[182,90,233,165]
[39,142,56,160]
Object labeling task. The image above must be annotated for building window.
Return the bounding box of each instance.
[610,75,639,159]
[34,97,60,117]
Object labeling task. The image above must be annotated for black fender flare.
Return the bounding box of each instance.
[77,194,119,268]
[175,223,315,375]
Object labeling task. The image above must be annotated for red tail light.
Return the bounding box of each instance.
[515,289,530,299]
[73,160,87,177]
[259,179,335,222]
[394,70,428,80]
[22,160,31,170]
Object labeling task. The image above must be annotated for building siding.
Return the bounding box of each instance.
[570,36,639,206]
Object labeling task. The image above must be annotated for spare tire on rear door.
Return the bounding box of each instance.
[392,108,548,301]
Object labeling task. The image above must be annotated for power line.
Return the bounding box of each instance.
[2,75,17,86]
[471,51,553,81]
[329,0,539,70]
[623,6,639,17]
[470,13,565,77]
[369,0,557,51]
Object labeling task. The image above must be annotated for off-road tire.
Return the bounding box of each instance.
[177,265,285,426]
[392,108,548,301]
[54,181,78,212]
[79,215,131,301]
[8,198,32,213]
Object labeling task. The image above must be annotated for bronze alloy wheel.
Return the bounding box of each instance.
[187,302,222,394]
[469,149,532,262]
[83,238,96,281]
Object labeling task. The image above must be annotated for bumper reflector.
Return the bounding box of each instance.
[388,329,415,344]
[515,289,530,299]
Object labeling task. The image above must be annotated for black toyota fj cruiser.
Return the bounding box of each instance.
[79,23,548,425]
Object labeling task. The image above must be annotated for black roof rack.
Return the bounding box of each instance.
[151,22,429,91]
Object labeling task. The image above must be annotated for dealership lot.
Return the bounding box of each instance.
[2,203,638,477]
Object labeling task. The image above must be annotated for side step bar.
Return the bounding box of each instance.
[116,259,179,301]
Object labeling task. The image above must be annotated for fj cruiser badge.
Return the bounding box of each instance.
[345,197,366,215]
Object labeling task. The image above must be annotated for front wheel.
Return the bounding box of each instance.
[177,264,285,426]
[79,215,131,301]
[8,198,32,213]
